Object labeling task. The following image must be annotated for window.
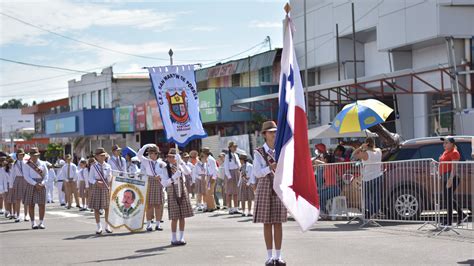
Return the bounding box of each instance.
[104,88,110,108]
[98,90,102,109]
[418,144,444,161]
[392,148,419,161]
[232,74,240,87]
[70,96,79,111]
[259,67,272,83]
[82,93,89,109]
[91,91,98,109]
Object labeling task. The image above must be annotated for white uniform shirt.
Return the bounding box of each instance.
[77,168,90,188]
[137,144,166,178]
[109,155,127,173]
[126,161,140,175]
[207,155,219,179]
[12,160,25,177]
[160,158,191,187]
[24,160,48,186]
[240,162,254,186]
[224,152,241,179]
[58,163,79,182]
[6,167,14,189]
[192,161,208,181]
[88,162,112,185]
[0,168,7,193]
[253,143,275,179]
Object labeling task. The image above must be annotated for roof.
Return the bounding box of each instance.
[401,136,473,146]
[196,49,280,82]
[21,98,69,115]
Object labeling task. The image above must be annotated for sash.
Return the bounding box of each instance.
[111,157,124,171]
[16,161,23,176]
[149,160,158,176]
[240,163,249,186]
[93,163,110,190]
[255,146,276,196]
[168,163,184,204]
[26,160,44,181]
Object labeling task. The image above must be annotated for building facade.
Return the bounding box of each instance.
[0,109,34,152]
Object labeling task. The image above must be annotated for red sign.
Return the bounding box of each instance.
[15,138,49,152]
[135,103,147,131]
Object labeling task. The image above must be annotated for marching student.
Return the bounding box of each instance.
[217,152,227,209]
[23,147,49,229]
[77,159,89,211]
[55,160,66,206]
[224,141,241,215]
[189,150,199,199]
[200,148,220,209]
[253,121,287,266]
[86,157,96,213]
[5,156,15,218]
[110,145,127,175]
[58,155,80,209]
[11,148,29,222]
[161,148,194,246]
[137,143,166,232]
[192,155,207,211]
[238,154,254,217]
[125,153,139,177]
[88,148,113,234]
[0,154,7,216]
[182,153,194,199]
[45,163,56,204]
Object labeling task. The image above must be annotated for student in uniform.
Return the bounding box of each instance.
[253,121,287,266]
[201,148,218,211]
[110,145,127,176]
[45,163,56,204]
[55,160,66,206]
[238,154,254,217]
[217,153,227,209]
[181,153,194,199]
[11,148,29,222]
[23,147,48,229]
[0,154,7,216]
[192,154,207,211]
[125,153,139,178]
[77,159,89,211]
[161,148,194,246]
[58,155,80,209]
[86,157,96,213]
[224,141,241,215]
[137,144,166,232]
[5,156,15,218]
[88,148,113,234]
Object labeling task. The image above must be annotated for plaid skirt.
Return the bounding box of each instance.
[147,177,164,205]
[24,184,46,205]
[12,176,27,202]
[166,182,194,220]
[253,174,287,224]
[78,181,88,198]
[194,176,207,195]
[88,183,110,210]
[5,188,15,204]
[225,169,240,195]
[238,183,255,201]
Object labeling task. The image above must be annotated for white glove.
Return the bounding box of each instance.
[175,154,181,162]
[172,170,181,182]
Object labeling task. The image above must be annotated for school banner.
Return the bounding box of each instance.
[107,175,148,232]
[148,65,207,146]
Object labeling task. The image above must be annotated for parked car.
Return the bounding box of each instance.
[382,136,473,220]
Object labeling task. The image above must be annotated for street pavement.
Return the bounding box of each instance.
[1,201,473,265]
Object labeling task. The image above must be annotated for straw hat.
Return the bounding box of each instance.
[167,148,177,156]
[112,144,122,151]
[147,145,160,154]
[228,141,237,148]
[94,147,107,156]
[29,147,40,156]
[16,148,25,155]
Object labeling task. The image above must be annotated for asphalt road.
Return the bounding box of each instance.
[1,201,473,265]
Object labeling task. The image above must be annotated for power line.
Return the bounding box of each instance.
[0,11,216,63]
[0,58,93,74]
[202,40,268,67]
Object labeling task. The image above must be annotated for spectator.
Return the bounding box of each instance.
[439,136,466,226]
[334,145,347,162]
[318,153,341,217]
[353,137,383,219]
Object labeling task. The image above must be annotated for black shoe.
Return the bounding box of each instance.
[155,226,163,231]
[76,205,81,208]
[79,208,86,212]
[60,204,66,206]
[179,240,186,246]
[171,241,181,246]
[242,213,246,217]
[160,220,164,223]
[146,225,153,232]
[39,224,46,229]
[96,229,103,235]
[32,225,39,230]
[265,258,275,266]
[274,258,286,266]
[51,201,55,203]
[24,217,30,222]
[67,206,71,209]
[105,228,113,234]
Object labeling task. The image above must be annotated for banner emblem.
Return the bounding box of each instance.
[167,91,189,123]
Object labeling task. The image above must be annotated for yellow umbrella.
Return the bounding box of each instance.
[332,99,393,134]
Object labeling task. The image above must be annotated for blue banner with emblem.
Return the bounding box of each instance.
[148,65,207,146]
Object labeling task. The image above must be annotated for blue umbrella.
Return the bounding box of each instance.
[121,146,137,158]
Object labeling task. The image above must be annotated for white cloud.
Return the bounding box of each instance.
[190,26,218,32]
[0,0,181,46]
[249,20,281,29]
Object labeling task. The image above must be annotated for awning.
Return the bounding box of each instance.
[308,124,377,139]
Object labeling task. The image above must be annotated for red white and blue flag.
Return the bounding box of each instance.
[274,14,320,231]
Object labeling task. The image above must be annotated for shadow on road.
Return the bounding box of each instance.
[458,260,474,265]
[79,244,175,264]
[63,230,149,240]
[237,218,253,223]
[135,244,175,253]
[309,223,367,232]
[0,228,32,234]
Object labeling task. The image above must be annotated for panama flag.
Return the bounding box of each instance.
[274,13,320,231]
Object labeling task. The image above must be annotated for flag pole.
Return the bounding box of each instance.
[169,48,182,197]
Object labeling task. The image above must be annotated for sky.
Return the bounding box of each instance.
[0,0,286,105]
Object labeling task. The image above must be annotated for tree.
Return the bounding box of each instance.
[0,98,29,109]
[45,143,63,163]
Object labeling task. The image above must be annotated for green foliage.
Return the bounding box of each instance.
[0,99,29,109]
[45,143,63,161]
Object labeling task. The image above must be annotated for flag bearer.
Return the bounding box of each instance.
[253,121,287,266]
[162,148,194,246]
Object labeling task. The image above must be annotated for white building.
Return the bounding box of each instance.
[0,109,34,152]
[289,0,474,140]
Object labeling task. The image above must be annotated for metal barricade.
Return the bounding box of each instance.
[315,161,363,221]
